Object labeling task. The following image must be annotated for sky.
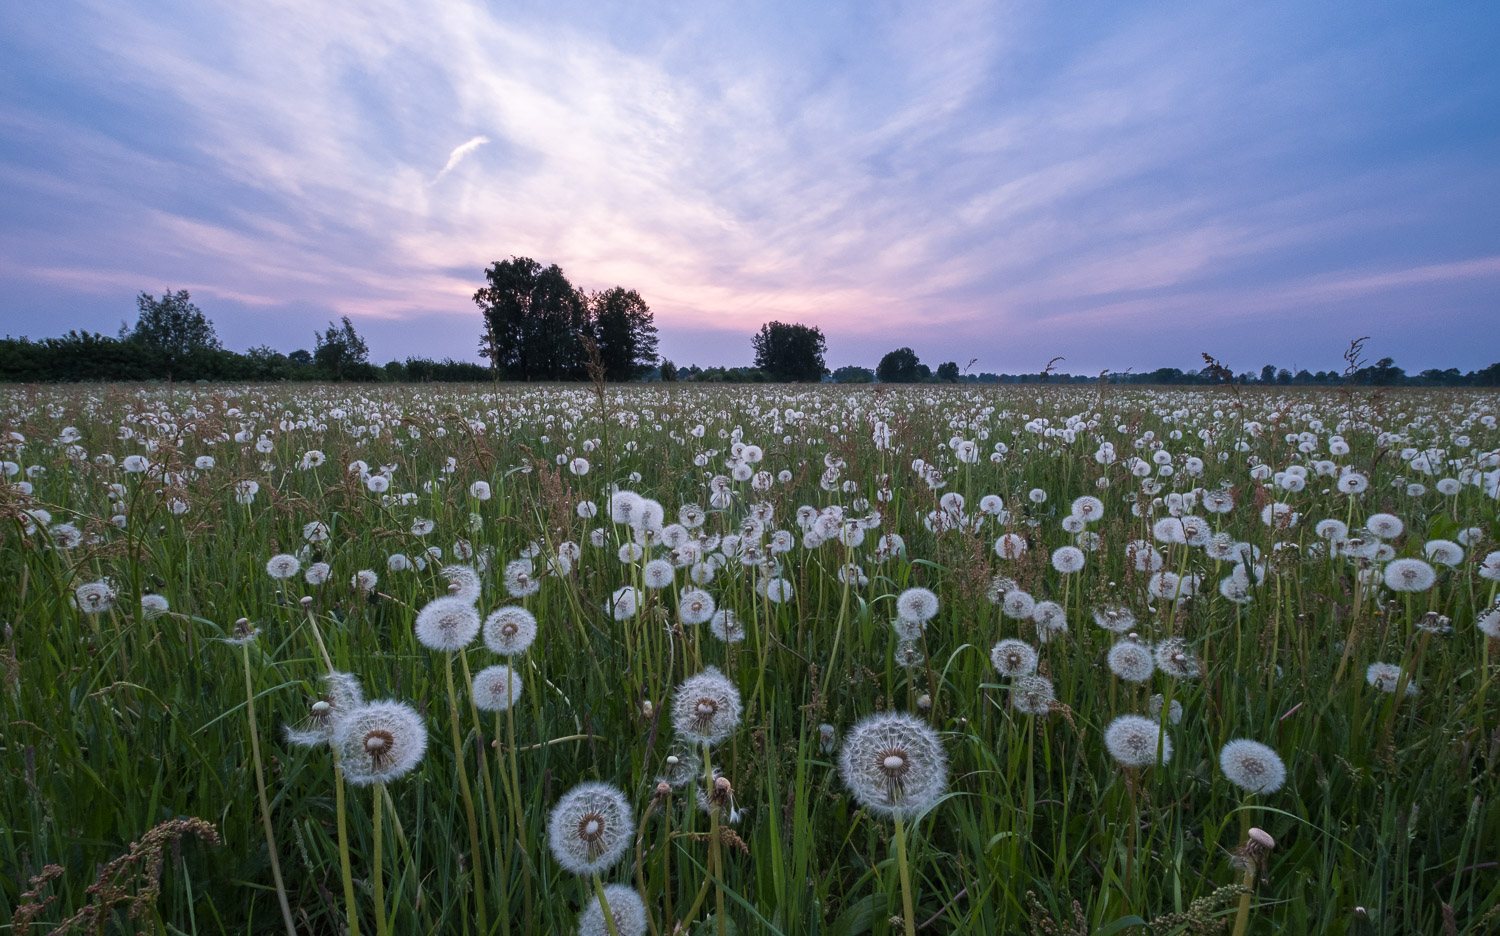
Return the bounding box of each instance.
[1,0,1497,375]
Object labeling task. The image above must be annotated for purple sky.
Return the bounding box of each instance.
[2,1,1498,374]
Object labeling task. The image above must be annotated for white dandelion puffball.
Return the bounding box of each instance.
[1107,641,1155,683]
[1070,495,1104,523]
[414,596,481,652]
[547,781,634,876]
[304,562,332,586]
[678,589,716,625]
[1149,694,1183,725]
[1383,558,1436,593]
[1031,601,1069,642]
[1001,589,1036,620]
[302,520,330,543]
[1093,605,1135,633]
[1480,552,1500,582]
[1366,662,1417,695]
[1104,714,1172,768]
[442,564,482,603]
[1422,540,1464,567]
[1153,637,1200,679]
[140,594,170,617]
[284,671,365,749]
[334,700,428,786]
[1366,513,1404,539]
[1219,739,1287,794]
[764,577,795,603]
[839,711,948,819]
[265,554,301,580]
[990,639,1038,677]
[1011,675,1055,715]
[708,609,746,643]
[469,480,491,500]
[483,606,538,656]
[896,587,940,623]
[73,582,116,618]
[671,666,743,747]
[995,533,1028,559]
[1477,606,1500,639]
[606,586,642,620]
[1051,546,1086,574]
[642,558,675,589]
[472,665,523,712]
[577,883,648,936]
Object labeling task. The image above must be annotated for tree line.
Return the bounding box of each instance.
[0,291,489,383]
[3,274,1496,387]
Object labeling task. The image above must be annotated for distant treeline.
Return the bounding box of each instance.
[4,287,1497,387]
[0,331,489,384]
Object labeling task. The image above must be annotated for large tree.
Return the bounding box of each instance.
[751,321,827,382]
[474,257,590,381]
[314,316,370,380]
[589,287,659,381]
[127,290,220,377]
[877,347,923,383]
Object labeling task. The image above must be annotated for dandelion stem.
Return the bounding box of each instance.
[334,762,360,936]
[372,781,387,936]
[592,873,622,936]
[893,814,917,936]
[445,651,488,934]
[635,794,662,936]
[240,642,297,936]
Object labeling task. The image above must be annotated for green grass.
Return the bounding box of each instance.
[2,381,1498,935]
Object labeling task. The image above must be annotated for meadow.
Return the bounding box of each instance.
[2,380,1498,936]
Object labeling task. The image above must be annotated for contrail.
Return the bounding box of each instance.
[431,136,490,183]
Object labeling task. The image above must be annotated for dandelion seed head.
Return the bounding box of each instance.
[413,596,480,651]
[335,700,428,786]
[577,883,647,936]
[1104,714,1171,768]
[990,639,1038,677]
[671,666,742,747]
[74,580,117,614]
[1107,641,1155,683]
[1010,675,1055,715]
[547,781,633,876]
[266,554,301,580]
[483,606,538,655]
[1219,739,1287,794]
[472,664,523,712]
[1383,558,1436,593]
[838,711,948,819]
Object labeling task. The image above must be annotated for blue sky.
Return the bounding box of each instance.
[1,0,1497,373]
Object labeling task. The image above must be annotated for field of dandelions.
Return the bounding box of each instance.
[3,382,1500,936]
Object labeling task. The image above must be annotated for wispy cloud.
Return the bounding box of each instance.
[0,0,1496,368]
[430,136,489,184]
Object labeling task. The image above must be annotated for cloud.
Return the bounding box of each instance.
[430,136,490,184]
[0,1,1495,370]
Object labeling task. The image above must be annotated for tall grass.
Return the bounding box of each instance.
[1,382,1498,934]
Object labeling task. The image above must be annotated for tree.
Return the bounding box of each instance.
[1259,364,1276,384]
[474,257,590,381]
[832,365,874,383]
[1352,357,1405,386]
[589,287,659,381]
[751,321,827,382]
[288,349,313,365]
[127,290,220,377]
[659,357,677,382]
[877,347,923,383]
[314,316,370,380]
[936,361,960,382]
